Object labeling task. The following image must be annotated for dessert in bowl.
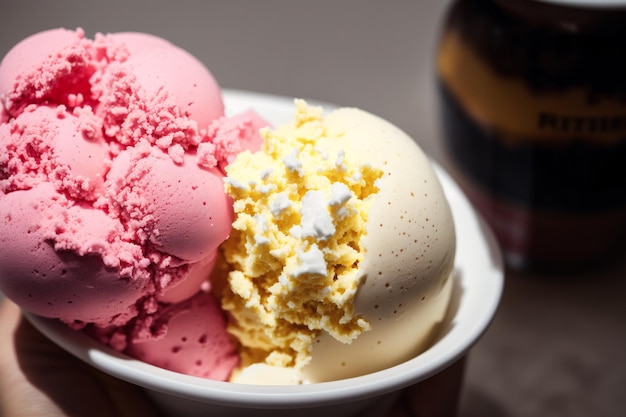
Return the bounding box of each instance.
[24,131,502,415]
[1,29,503,417]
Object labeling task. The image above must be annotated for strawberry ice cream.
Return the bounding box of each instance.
[125,289,238,380]
[0,28,266,379]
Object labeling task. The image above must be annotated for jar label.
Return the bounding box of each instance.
[437,31,626,145]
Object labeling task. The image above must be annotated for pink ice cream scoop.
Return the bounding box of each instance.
[126,289,239,380]
[0,183,149,325]
[0,28,267,380]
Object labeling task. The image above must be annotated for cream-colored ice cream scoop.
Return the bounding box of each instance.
[302,106,456,382]
[224,101,456,384]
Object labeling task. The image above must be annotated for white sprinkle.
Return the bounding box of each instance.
[254,234,270,245]
[299,190,335,240]
[254,215,271,244]
[329,182,352,206]
[257,183,277,194]
[254,214,268,231]
[292,244,327,277]
[282,148,302,175]
[335,150,347,170]
[270,192,291,217]
[224,177,247,190]
[289,225,302,238]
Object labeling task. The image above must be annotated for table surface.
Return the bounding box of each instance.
[1,2,624,416]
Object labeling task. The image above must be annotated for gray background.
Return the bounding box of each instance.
[1,1,625,416]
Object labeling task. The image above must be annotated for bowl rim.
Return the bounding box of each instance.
[23,90,504,409]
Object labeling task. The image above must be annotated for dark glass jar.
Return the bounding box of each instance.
[436,0,626,270]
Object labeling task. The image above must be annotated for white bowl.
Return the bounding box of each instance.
[24,90,504,417]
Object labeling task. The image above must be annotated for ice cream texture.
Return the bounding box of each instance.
[221,100,456,383]
[0,28,267,379]
[0,28,456,385]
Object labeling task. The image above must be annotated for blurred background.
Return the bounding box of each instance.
[1,1,624,416]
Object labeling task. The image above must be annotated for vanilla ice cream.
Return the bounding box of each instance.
[221,100,456,383]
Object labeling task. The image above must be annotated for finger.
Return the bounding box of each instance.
[0,300,163,417]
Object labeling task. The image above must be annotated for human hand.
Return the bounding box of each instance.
[0,299,163,417]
